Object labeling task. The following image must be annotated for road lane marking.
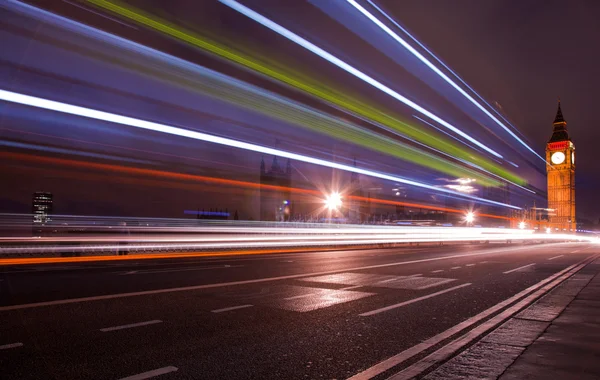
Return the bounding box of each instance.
[503,263,535,274]
[466,264,475,267]
[211,304,253,313]
[0,244,558,312]
[450,266,461,270]
[0,342,23,350]
[548,255,564,261]
[119,265,243,275]
[283,293,314,300]
[348,254,597,380]
[100,320,162,332]
[359,283,471,316]
[377,274,421,284]
[571,249,581,253]
[119,366,178,380]
[339,285,364,291]
[430,270,443,273]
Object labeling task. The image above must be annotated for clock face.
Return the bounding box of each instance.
[572,152,575,164]
[551,151,565,164]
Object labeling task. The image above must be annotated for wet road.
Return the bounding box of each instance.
[0,242,596,379]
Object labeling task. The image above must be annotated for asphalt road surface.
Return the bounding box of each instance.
[0,242,597,379]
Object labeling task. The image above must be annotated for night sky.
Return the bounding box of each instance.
[386,0,600,222]
[1,0,599,224]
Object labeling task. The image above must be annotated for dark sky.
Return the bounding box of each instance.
[382,0,600,221]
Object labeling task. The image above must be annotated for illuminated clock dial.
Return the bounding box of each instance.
[572,152,575,164]
[551,151,565,164]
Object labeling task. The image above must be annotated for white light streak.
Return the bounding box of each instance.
[0,89,520,209]
[353,0,545,163]
[219,0,504,159]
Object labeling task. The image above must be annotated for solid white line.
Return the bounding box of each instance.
[360,283,471,316]
[100,320,162,332]
[119,366,178,380]
[503,263,535,274]
[431,270,444,273]
[548,255,564,261]
[0,342,23,350]
[0,244,553,312]
[211,304,253,313]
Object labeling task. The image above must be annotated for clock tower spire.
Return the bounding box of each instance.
[546,99,576,231]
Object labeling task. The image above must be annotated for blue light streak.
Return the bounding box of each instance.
[219,0,504,159]
[348,0,545,162]
[0,89,521,209]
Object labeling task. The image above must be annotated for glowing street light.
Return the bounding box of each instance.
[465,211,475,224]
[325,192,343,211]
[546,227,551,234]
[519,221,526,230]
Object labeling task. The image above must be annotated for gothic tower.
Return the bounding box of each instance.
[546,100,576,231]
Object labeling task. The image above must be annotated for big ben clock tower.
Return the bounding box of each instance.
[546,100,576,231]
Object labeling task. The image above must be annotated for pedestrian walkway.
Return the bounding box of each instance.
[500,269,600,380]
[422,260,600,380]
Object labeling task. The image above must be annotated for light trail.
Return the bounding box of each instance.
[349,0,545,162]
[219,0,503,159]
[364,0,528,148]
[0,229,590,259]
[78,0,527,185]
[1,0,515,185]
[0,89,520,209]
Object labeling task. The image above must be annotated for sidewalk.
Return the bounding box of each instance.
[500,263,600,380]
[422,257,600,380]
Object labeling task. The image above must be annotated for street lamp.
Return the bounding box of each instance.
[465,211,475,225]
[546,227,551,234]
[519,221,526,230]
[325,192,342,211]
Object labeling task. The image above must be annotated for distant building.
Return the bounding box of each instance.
[32,192,53,224]
[260,156,292,221]
[546,100,576,231]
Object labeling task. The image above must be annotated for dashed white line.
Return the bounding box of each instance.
[571,249,581,253]
[431,270,444,273]
[339,285,363,291]
[503,263,535,274]
[450,266,461,270]
[284,293,314,300]
[359,283,472,316]
[211,304,253,313]
[119,366,178,380]
[548,255,564,261]
[466,264,475,267]
[0,342,23,350]
[377,274,422,284]
[100,320,162,332]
